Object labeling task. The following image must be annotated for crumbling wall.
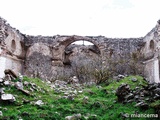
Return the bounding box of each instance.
[25,42,53,80]
[141,20,160,83]
[0,16,160,83]
[0,17,25,78]
[103,38,144,75]
[24,35,144,80]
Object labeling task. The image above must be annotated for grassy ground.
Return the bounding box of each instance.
[0,76,158,120]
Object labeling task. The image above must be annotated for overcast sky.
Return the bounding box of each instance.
[0,0,160,38]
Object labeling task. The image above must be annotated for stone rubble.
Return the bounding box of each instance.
[50,77,86,100]
[116,83,130,102]
[0,70,159,119]
[116,78,160,110]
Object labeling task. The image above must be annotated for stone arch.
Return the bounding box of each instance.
[60,36,100,52]
[59,36,101,65]
[11,39,16,52]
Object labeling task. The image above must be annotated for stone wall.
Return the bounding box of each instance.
[141,20,160,83]
[0,17,25,78]
[24,35,144,80]
[0,17,160,83]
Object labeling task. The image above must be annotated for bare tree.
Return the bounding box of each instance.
[71,54,114,84]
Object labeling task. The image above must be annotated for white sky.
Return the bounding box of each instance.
[0,0,160,38]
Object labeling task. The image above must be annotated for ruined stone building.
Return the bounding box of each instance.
[0,17,160,83]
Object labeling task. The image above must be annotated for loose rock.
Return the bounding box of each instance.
[0,88,5,94]
[135,101,149,109]
[1,94,16,102]
[0,111,3,116]
[131,78,137,82]
[65,113,81,120]
[0,78,3,83]
[4,81,10,86]
[35,100,44,106]
[15,82,24,90]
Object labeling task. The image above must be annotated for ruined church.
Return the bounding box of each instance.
[0,17,160,83]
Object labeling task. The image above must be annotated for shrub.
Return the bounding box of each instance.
[71,55,113,85]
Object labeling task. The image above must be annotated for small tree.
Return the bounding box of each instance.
[71,54,114,85]
[71,54,94,84]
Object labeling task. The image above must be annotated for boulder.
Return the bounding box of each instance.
[54,80,67,86]
[125,93,134,101]
[4,69,17,80]
[19,89,31,96]
[18,73,23,82]
[24,81,29,86]
[118,74,125,79]
[65,115,73,120]
[0,78,3,83]
[1,94,16,102]
[65,113,81,120]
[0,111,3,116]
[148,83,158,90]
[67,95,74,101]
[15,82,24,90]
[68,76,79,84]
[0,88,5,94]
[130,78,137,82]
[154,88,160,95]
[73,90,77,95]
[78,90,83,93]
[35,100,44,106]
[116,74,125,81]
[21,111,30,117]
[4,81,10,86]
[83,96,89,104]
[84,113,97,119]
[3,74,12,81]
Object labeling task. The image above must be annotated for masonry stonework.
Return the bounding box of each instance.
[0,17,160,83]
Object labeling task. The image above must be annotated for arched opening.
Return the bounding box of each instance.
[150,40,155,50]
[63,40,100,65]
[72,40,94,45]
[11,39,16,52]
[62,39,101,83]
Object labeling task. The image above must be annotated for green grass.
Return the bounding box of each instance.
[105,75,148,91]
[0,76,158,120]
[150,100,160,109]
